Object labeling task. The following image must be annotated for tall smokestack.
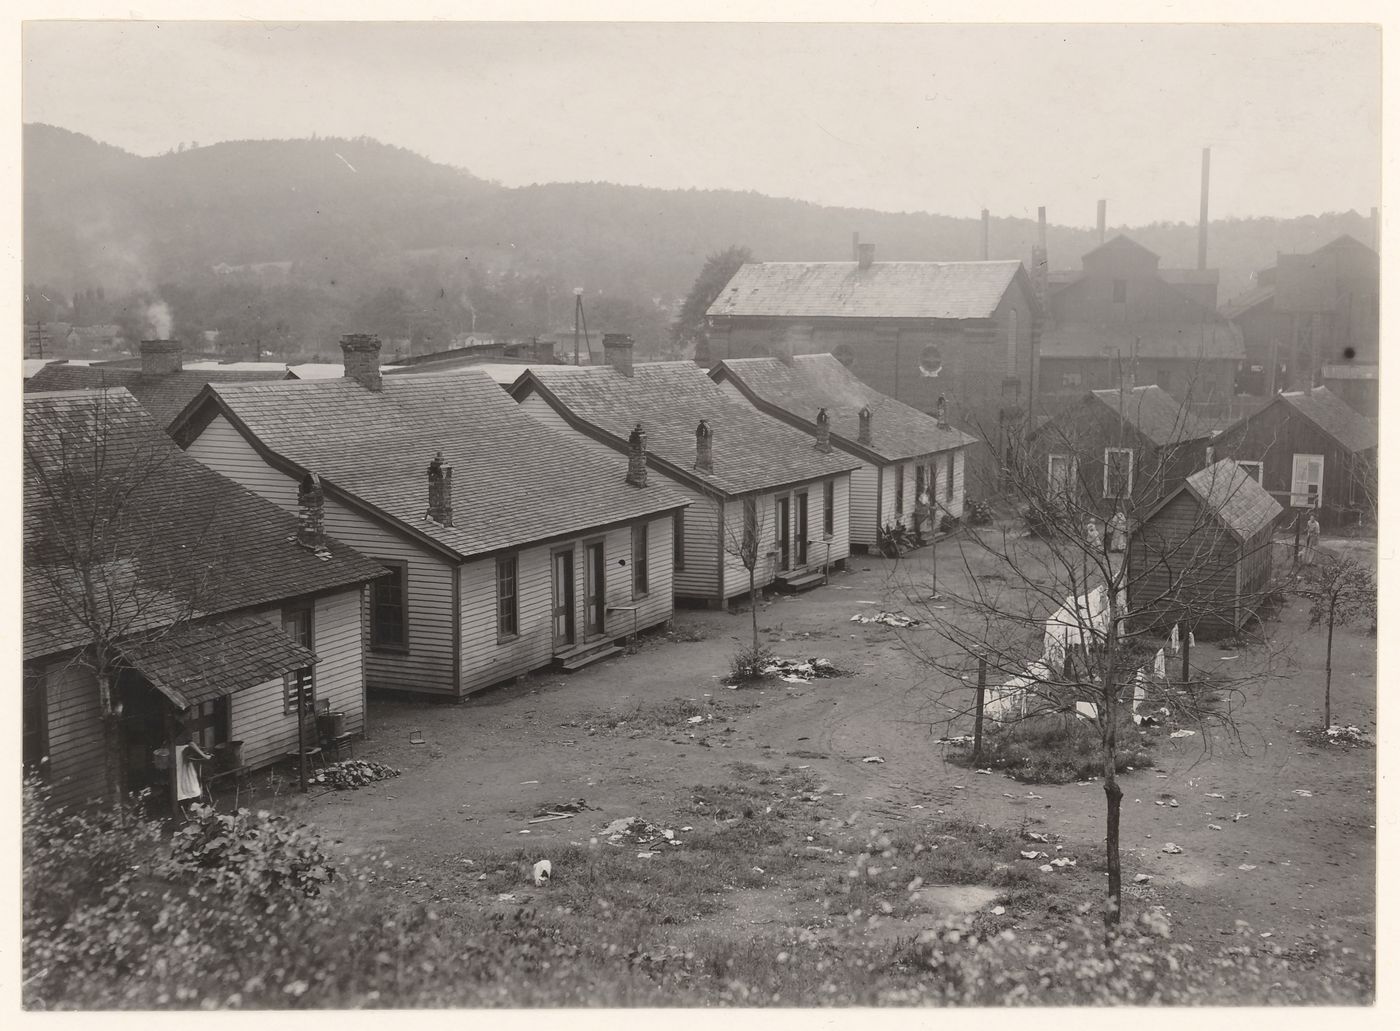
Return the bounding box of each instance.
[1037,206,1047,252]
[1031,205,1049,305]
[852,231,860,261]
[1198,147,1211,271]
[981,209,990,260]
[1097,200,1107,244]
[856,243,875,270]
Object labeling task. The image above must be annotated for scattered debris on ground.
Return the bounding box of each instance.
[528,799,596,823]
[532,859,552,885]
[600,816,682,850]
[849,611,924,628]
[1297,724,1374,749]
[759,656,847,681]
[1162,843,1184,854]
[311,759,402,790]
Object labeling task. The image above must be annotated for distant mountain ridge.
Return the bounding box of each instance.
[24,122,1377,311]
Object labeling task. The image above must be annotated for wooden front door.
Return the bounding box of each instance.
[775,495,791,571]
[795,492,809,566]
[584,541,606,637]
[552,548,575,649]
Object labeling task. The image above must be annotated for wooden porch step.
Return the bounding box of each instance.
[776,570,826,593]
[558,644,623,672]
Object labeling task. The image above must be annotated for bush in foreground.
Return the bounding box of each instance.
[948,712,1154,783]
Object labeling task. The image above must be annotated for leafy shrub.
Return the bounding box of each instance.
[1023,500,1059,538]
[728,644,776,683]
[164,804,336,903]
[938,513,962,534]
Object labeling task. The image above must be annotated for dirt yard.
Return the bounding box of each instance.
[267,533,1376,993]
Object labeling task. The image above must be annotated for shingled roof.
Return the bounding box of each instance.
[706,261,1023,320]
[1183,459,1282,542]
[1087,385,1213,446]
[1277,386,1378,453]
[1219,283,1276,321]
[710,354,977,463]
[24,389,385,662]
[24,362,293,428]
[1040,320,1244,361]
[180,370,689,560]
[516,362,862,496]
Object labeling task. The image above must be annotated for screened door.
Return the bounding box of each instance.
[584,541,606,637]
[552,549,576,649]
[775,496,791,571]
[795,492,809,566]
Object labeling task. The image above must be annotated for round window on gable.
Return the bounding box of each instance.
[833,344,857,369]
[918,344,944,377]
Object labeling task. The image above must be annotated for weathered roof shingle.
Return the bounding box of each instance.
[1184,459,1283,542]
[712,354,977,462]
[520,362,862,495]
[24,363,293,428]
[24,388,386,662]
[1086,385,1213,446]
[193,370,690,559]
[706,261,1022,320]
[1278,386,1378,453]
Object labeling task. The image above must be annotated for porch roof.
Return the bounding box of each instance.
[117,615,318,710]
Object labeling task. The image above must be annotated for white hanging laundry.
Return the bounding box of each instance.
[1153,648,1166,677]
[1169,623,1180,656]
[1075,701,1099,720]
[1188,631,1196,648]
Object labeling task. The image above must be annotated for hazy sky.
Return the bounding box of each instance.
[22,21,1381,227]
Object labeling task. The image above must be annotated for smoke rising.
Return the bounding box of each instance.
[144,301,173,339]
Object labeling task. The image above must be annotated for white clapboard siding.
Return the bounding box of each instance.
[720,493,779,599]
[849,462,881,547]
[822,475,852,567]
[230,588,366,771]
[672,486,721,600]
[881,461,912,531]
[187,414,458,696]
[457,514,675,694]
[40,660,107,807]
[948,449,967,519]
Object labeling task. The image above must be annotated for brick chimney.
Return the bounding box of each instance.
[426,451,454,526]
[857,243,875,270]
[296,472,326,550]
[626,423,648,488]
[935,394,948,429]
[814,408,832,453]
[858,405,873,445]
[140,339,183,376]
[603,333,635,377]
[340,333,383,391]
[533,337,556,364]
[694,419,714,473]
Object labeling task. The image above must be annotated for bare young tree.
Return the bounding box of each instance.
[722,495,771,656]
[24,389,227,805]
[892,370,1288,930]
[1292,554,1376,729]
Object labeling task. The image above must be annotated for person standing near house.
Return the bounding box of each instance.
[1109,510,1128,552]
[1302,511,1321,565]
[172,722,211,806]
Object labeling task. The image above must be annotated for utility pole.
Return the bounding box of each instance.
[572,288,592,366]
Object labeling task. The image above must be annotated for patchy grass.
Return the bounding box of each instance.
[947,713,1155,784]
[1295,724,1375,750]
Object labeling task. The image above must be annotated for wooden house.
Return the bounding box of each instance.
[24,388,386,808]
[1026,385,1214,519]
[709,353,977,551]
[510,338,861,605]
[24,339,293,430]
[1128,459,1283,638]
[1212,386,1378,527]
[1040,236,1244,410]
[170,335,689,698]
[703,247,1040,488]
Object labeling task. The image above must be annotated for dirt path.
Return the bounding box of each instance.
[275,537,1375,974]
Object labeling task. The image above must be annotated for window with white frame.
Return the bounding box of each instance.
[1291,453,1325,508]
[1103,448,1134,498]
[1047,453,1077,499]
[1237,461,1263,484]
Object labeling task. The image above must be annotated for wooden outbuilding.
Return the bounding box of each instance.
[1213,385,1377,527]
[1127,458,1283,637]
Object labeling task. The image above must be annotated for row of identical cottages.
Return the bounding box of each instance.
[25,335,974,806]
